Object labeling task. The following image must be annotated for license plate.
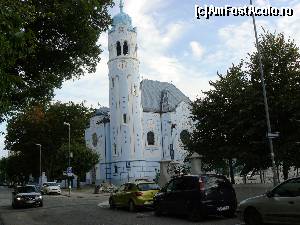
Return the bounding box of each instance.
[217,206,230,211]
[26,200,34,204]
[144,201,153,205]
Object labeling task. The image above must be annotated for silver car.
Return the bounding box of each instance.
[237,177,300,225]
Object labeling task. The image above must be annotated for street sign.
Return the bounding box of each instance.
[267,132,280,138]
[67,167,73,177]
[67,167,72,173]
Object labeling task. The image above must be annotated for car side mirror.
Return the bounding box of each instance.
[266,191,273,198]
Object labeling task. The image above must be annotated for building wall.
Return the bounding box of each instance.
[85,115,110,184]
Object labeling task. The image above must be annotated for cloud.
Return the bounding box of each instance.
[190,41,205,59]
[213,19,271,65]
[255,0,270,7]
[276,2,300,47]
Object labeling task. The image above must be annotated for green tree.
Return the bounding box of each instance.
[0,0,113,121]
[247,31,300,179]
[58,142,99,188]
[186,31,300,181]
[5,102,96,182]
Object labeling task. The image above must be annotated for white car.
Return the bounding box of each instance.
[42,182,61,195]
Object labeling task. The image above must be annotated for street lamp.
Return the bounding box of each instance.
[63,122,71,196]
[249,0,278,186]
[35,144,42,185]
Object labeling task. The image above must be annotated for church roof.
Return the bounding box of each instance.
[95,107,110,116]
[111,0,133,29]
[141,79,191,113]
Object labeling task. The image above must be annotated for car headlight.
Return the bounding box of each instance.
[36,196,43,199]
[16,197,21,201]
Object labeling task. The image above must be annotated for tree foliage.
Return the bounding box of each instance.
[0,0,113,120]
[186,30,300,180]
[4,102,99,182]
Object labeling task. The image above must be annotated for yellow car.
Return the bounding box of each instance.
[109,181,160,212]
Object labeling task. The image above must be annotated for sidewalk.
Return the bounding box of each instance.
[61,185,111,198]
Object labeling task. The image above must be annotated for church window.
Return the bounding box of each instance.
[123,114,127,124]
[92,133,98,147]
[112,78,115,88]
[114,165,118,174]
[113,143,117,155]
[170,144,174,160]
[123,41,129,55]
[147,131,155,145]
[116,41,121,56]
[180,130,190,144]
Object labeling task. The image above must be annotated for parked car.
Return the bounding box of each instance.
[237,177,300,225]
[153,174,237,221]
[109,181,160,211]
[41,182,61,195]
[12,185,43,208]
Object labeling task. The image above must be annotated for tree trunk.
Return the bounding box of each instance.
[77,175,81,189]
[228,158,235,184]
[282,162,289,181]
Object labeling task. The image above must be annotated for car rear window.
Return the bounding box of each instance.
[137,183,159,191]
[201,175,231,189]
[47,183,58,186]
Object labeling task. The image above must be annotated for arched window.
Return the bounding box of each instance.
[116,41,121,56]
[92,133,98,147]
[112,78,115,88]
[113,143,117,155]
[123,41,129,55]
[147,131,155,145]
[123,114,127,124]
[180,130,190,144]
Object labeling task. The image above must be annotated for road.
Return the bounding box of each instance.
[0,186,243,225]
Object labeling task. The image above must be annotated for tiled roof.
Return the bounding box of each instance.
[141,79,190,113]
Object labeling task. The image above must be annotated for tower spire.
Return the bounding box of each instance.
[119,0,124,13]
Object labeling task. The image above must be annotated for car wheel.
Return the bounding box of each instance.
[109,198,115,209]
[154,203,163,216]
[128,200,136,212]
[244,207,263,225]
[223,209,236,218]
[12,202,17,209]
[39,202,43,207]
[188,208,202,222]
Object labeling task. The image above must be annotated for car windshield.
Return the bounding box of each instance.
[137,183,159,191]
[17,186,36,193]
[47,183,58,186]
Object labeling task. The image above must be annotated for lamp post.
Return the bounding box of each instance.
[35,144,42,185]
[63,122,71,196]
[249,0,278,186]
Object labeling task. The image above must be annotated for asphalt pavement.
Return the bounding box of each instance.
[0,186,243,225]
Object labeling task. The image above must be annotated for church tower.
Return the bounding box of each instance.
[108,0,143,176]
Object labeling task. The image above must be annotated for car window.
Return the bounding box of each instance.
[273,178,300,197]
[137,183,159,191]
[203,176,230,189]
[166,178,185,192]
[17,186,36,193]
[127,183,136,191]
[182,177,198,190]
[118,184,126,192]
[47,183,58,186]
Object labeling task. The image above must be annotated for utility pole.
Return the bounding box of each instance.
[64,122,71,196]
[249,0,278,186]
[35,144,42,185]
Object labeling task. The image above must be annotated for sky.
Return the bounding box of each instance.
[1,0,300,158]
